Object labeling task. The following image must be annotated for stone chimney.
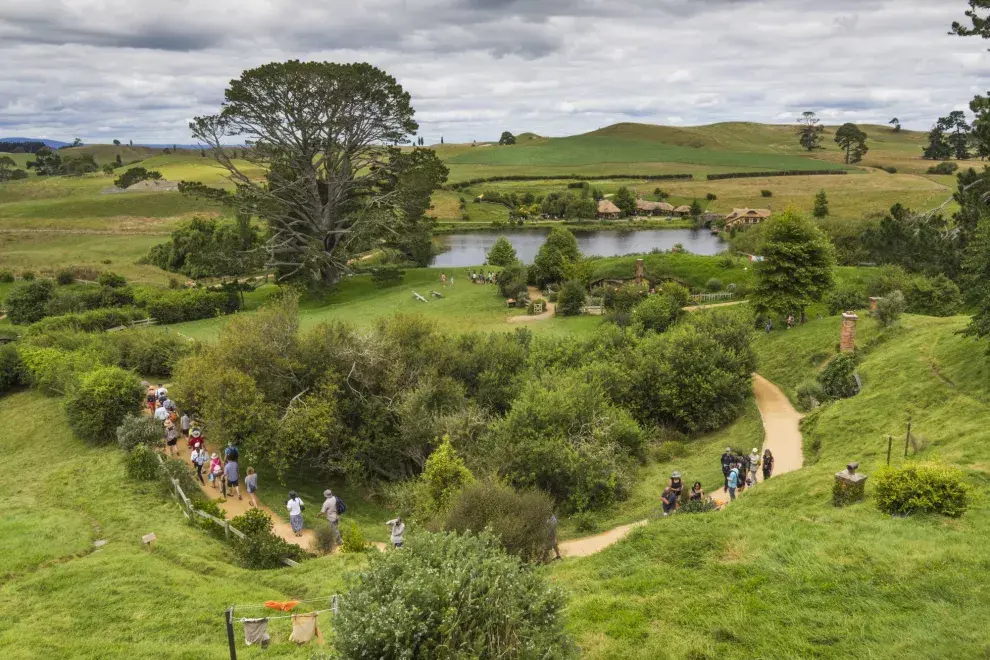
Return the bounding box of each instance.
[840,312,858,353]
[869,297,881,312]
[635,259,644,286]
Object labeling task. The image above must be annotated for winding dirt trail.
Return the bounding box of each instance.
[558,373,803,557]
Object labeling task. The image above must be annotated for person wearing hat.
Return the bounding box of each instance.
[748,448,761,486]
[188,426,203,452]
[286,491,305,537]
[320,489,343,547]
[720,447,735,493]
[191,445,208,485]
[668,471,684,509]
[164,419,180,456]
[208,453,223,490]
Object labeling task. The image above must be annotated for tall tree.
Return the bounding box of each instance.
[834,123,869,164]
[952,1,990,40]
[29,148,62,176]
[947,110,972,159]
[752,210,836,320]
[191,60,420,283]
[969,92,990,159]
[0,155,15,181]
[889,118,902,132]
[962,215,990,347]
[499,131,517,146]
[612,187,636,216]
[813,190,829,218]
[922,116,953,160]
[379,148,449,266]
[796,111,825,151]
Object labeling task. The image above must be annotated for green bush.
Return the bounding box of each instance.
[444,480,555,563]
[27,307,147,335]
[555,280,586,316]
[486,236,518,266]
[124,445,161,481]
[826,286,867,315]
[818,354,859,399]
[106,329,191,377]
[0,269,13,283]
[17,346,99,395]
[572,511,598,534]
[116,414,164,451]
[98,271,127,288]
[677,497,717,514]
[761,189,773,197]
[705,278,723,292]
[0,344,23,394]
[65,366,143,444]
[905,274,961,317]
[875,290,905,328]
[341,520,370,553]
[796,380,826,410]
[926,161,958,175]
[652,439,686,463]
[311,523,339,555]
[603,282,648,312]
[5,279,55,324]
[633,284,689,334]
[333,531,575,659]
[56,269,75,285]
[230,508,306,569]
[138,287,240,324]
[873,462,970,517]
[370,266,405,288]
[420,436,474,515]
[527,298,548,315]
[496,263,529,299]
[21,271,35,281]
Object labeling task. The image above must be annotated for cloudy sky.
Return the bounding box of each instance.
[1,0,989,144]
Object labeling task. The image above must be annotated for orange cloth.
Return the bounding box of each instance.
[289,612,324,646]
[263,600,300,612]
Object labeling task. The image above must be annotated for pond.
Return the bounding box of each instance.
[429,228,727,267]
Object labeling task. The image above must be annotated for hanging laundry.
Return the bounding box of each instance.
[289,612,324,645]
[264,600,300,612]
[242,618,270,648]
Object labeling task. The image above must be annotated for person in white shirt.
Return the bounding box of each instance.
[285,491,305,537]
[153,405,169,422]
[386,517,405,548]
[319,489,343,546]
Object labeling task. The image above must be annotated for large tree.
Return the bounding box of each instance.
[498,131,516,145]
[834,123,869,164]
[947,110,972,160]
[752,210,836,320]
[190,60,421,283]
[889,118,902,132]
[922,116,954,160]
[378,148,448,266]
[952,0,990,40]
[612,186,636,216]
[0,155,15,181]
[796,111,825,151]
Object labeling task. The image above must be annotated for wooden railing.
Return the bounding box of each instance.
[689,292,735,303]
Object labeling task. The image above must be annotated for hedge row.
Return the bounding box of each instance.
[137,287,240,324]
[705,170,849,181]
[26,307,148,335]
[449,173,693,190]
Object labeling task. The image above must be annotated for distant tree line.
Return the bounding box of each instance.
[0,141,47,153]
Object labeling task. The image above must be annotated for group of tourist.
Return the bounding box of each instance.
[721,447,774,501]
[467,270,496,285]
[659,470,706,515]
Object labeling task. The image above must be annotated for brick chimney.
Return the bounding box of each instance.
[840,312,859,353]
[635,259,644,285]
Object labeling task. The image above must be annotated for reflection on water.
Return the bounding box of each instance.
[430,228,726,267]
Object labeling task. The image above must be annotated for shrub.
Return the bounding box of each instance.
[340,520,371,553]
[230,508,306,569]
[882,166,897,174]
[370,266,405,288]
[138,287,240,324]
[873,462,970,517]
[311,523,339,555]
[761,189,773,197]
[21,271,35,281]
[486,236,518,266]
[874,290,905,327]
[926,161,958,175]
[904,274,961,317]
[677,497,717,514]
[65,366,143,444]
[796,380,826,410]
[818,354,858,399]
[0,344,23,394]
[17,346,99,395]
[572,511,598,534]
[27,307,147,335]
[633,284,689,334]
[527,298,548,315]
[652,440,686,463]
[827,286,867,315]
[5,279,55,324]
[444,480,555,563]
[333,531,575,659]
[706,192,717,201]
[0,269,13,283]
[531,227,580,285]
[604,282,648,312]
[106,329,191,377]
[420,436,474,515]
[705,278,723,292]
[124,445,161,481]
[116,414,164,451]
[496,263,528,299]
[56,269,75,285]
[101,273,126,288]
[556,280,587,316]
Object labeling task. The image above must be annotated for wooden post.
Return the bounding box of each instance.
[224,520,230,540]
[886,435,893,466]
[904,418,911,458]
[225,607,237,660]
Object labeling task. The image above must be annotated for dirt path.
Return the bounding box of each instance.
[506,286,556,323]
[559,373,803,556]
[683,300,749,312]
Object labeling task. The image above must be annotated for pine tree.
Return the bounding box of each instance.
[813,190,829,218]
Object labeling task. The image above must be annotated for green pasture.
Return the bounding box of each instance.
[0,233,172,283]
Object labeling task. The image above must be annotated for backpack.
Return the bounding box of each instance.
[335,497,346,514]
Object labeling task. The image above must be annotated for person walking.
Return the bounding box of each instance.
[224,441,239,463]
[765,318,772,334]
[191,446,208,485]
[547,513,561,560]
[244,467,258,507]
[286,491,305,537]
[720,447,734,493]
[661,485,678,516]
[762,449,775,481]
[727,464,740,501]
[748,448,761,486]
[145,386,157,414]
[320,489,343,546]
[385,517,405,548]
[208,453,223,490]
[179,412,191,438]
[224,458,242,500]
[441,272,447,287]
[164,420,179,456]
[153,402,170,422]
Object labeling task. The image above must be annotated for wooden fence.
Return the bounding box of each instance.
[689,292,734,303]
[108,317,158,332]
[156,454,297,567]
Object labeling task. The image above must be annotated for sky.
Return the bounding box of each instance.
[1,0,989,144]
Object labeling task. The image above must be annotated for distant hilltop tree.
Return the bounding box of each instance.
[834,123,869,164]
[113,139,121,145]
[889,118,901,133]
[499,131,516,146]
[797,111,825,151]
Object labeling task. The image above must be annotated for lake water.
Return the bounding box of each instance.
[430,228,726,267]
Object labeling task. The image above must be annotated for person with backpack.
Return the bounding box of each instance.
[208,453,223,490]
[668,471,684,508]
[727,464,740,501]
[720,447,734,493]
[762,449,775,481]
[191,446,208,485]
[320,489,344,547]
[224,441,239,463]
[286,491,305,537]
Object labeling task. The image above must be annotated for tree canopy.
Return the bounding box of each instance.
[531,227,581,285]
[834,123,869,163]
[498,131,517,145]
[486,236,518,266]
[797,111,825,151]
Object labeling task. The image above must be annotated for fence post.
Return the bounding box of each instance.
[904,419,911,458]
[225,607,237,660]
[224,520,230,540]
[886,435,892,466]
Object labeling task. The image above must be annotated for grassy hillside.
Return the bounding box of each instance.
[554,314,990,659]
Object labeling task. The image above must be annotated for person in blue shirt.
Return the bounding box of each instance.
[727,465,740,501]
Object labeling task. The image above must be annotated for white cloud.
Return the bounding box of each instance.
[0,0,988,142]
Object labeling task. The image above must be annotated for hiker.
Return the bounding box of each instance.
[547,514,561,560]
[765,319,772,334]
[727,464,740,501]
[720,447,734,493]
[748,448,761,485]
[153,402,170,422]
[145,386,157,413]
[661,485,677,516]
[385,517,405,548]
[208,453,223,490]
[762,449,775,481]
[737,457,749,493]
[164,420,179,456]
[245,467,258,507]
[689,481,705,501]
[786,314,795,329]
[320,489,344,546]
[188,427,204,452]
[286,491,305,537]
[179,412,191,438]
[162,397,176,413]
[156,385,168,402]
[224,458,242,501]
[191,446,208,485]
[224,441,239,463]
[668,471,684,508]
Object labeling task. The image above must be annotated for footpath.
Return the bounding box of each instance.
[559,373,803,557]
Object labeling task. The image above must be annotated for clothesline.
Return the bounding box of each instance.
[230,596,337,612]
[238,607,333,622]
